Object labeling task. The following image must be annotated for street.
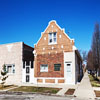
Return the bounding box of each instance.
[0,93,81,100]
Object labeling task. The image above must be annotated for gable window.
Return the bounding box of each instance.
[54,64,61,71]
[6,64,15,74]
[49,32,57,44]
[40,64,48,72]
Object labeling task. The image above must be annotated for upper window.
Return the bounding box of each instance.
[6,64,15,74]
[49,32,57,44]
[54,64,61,71]
[40,64,48,72]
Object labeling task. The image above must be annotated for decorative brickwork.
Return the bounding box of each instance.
[34,20,74,78]
[34,21,74,55]
[35,52,64,77]
[45,79,55,83]
[37,79,43,83]
[58,79,65,83]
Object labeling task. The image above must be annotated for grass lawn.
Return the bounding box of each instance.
[65,89,75,95]
[9,86,61,94]
[0,85,16,90]
[88,75,100,87]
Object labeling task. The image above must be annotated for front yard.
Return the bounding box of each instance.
[0,85,16,90]
[89,75,100,97]
[88,75,100,87]
[9,86,61,94]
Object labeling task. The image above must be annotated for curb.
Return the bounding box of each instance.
[0,91,75,98]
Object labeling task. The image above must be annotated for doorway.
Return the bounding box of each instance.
[66,62,72,84]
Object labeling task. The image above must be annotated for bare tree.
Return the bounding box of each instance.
[79,49,87,62]
[82,51,87,62]
[91,23,100,77]
[87,50,93,71]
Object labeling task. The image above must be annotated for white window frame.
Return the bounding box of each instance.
[5,64,15,74]
[40,64,48,72]
[48,32,57,45]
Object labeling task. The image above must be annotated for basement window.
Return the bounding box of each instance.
[40,64,48,72]
[54,64,61,71]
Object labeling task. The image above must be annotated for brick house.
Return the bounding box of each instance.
[0,42,34,85]
[0,20,82,85]
[34,20,83,85]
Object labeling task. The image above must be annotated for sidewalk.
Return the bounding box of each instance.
[74,72,95,100]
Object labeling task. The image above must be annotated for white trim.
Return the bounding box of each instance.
[48,32,57,45]
[62,28,74,41]
[64,51,76,85]
[73,45,77,50]
[5,64,15,74]
[34,77,66,84]
[40,64,48,72]
[34,20,74,46]
[36,77,65,79]
[34,32,44,46]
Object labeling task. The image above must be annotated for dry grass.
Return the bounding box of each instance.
[0,85,16,90]
[9,86,61,94]
[65,89,75,95]
[88,75,100,87]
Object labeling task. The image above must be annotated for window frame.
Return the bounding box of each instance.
[40,64,48,72]
[54,64,61,71]
[48,32,57,45]
[5,64,15,74]
[26,67,30,73]
[26,75,30,82]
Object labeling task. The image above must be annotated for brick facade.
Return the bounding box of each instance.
[58,79,65,83]
[34,21,74,55]
[45,79,55,83]
[35,52,64,77]
[34,21,74,78]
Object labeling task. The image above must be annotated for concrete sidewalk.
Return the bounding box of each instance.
[74,72,95,100]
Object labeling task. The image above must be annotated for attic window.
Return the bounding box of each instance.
[49,32,57,44]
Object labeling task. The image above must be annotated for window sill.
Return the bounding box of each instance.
[48,43,57,45]
[7,73,15,75]
[40,71,48,72]
[54,70,60,72]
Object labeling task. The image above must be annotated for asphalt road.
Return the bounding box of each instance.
[0,93,81,100]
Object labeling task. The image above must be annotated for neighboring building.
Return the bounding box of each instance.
[0,42,34,85]
[34,20,83,85]
[0,20,82,85]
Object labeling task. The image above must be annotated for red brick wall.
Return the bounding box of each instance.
[35,52,64,77]
[34,21,74,78]
[34,21,74,55]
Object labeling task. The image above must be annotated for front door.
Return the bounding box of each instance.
[26,67,30,82]
[66,62,72,84]
[22,61,34,83]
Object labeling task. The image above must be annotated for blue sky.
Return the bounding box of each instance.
[0,0,100,52]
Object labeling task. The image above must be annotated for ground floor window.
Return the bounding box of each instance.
[26,75,30,82]
[54,64,61,71]
[23,61,34,69]
[26,67,30,73]
[40,64,48,72]
[5,64,15,74]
